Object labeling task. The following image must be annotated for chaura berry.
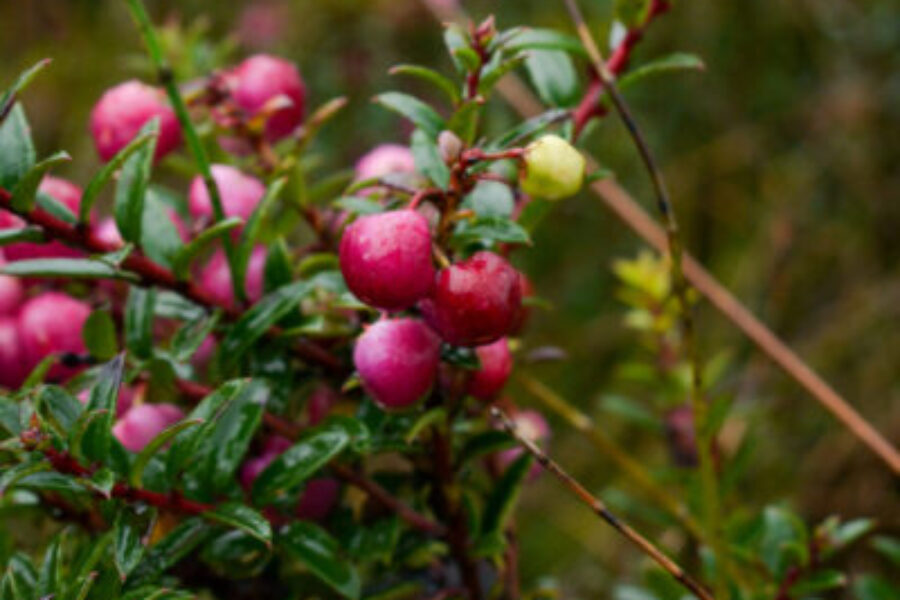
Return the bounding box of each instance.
[520,134,586,200]
[353,318,441,410]
[355,144,416,181]
[226,54,306,141]
[113,403,185,452]
[339,209,435,310]
[189,164,265,223]
[18,292,91,379]
[89,80,182,162]
[467,337,513,401]
[0,317,27,389]
[199,245,267,308]
[420,251,522,347]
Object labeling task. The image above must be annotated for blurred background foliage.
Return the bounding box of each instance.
[1,0,898,595]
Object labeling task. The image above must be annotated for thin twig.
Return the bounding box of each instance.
[123,0,245,304]
[490,407,714,600]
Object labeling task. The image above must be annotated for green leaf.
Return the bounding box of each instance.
[86,467,115,497]
[128,518,210,587]
[404,407,446,444]
[308,170,356,205]
[853,575,898,600]
[124,287,156,360]
[373,92,445,139]
[0,226,43,246]
[10,150,71,213]
[171,216,243,279]
[389,64,460,104]
[252,420,351,504]
[480,452,532,540]
[141,187,184,269]
[114,118,159,245]
[452,216,531,248]
[618,53,705,91]
[192,380,266,494]
[478,52,529,97]
[79,354,125,463]
[4,553,37,600]
[348,517,400,565]
[0,460,50,494]
[0,104,36,190]
[67,409,110,465]
[502,29,587,56]
[789,570,846,594]
[759,505,808,578]
[332,196,384,216]
[219,280,313,365]
[280,521,361,599]
[170,311,220,363]
[443,24,472,74]
[166,379,247,478]
[459,430,516,465]
[463,181,515,218]
[263,238,293,294]
[36,385,83,434]
[82,310,118,361]
[36,189,77,223]
[235,177,285,294]
[0,59,51,122]
[517,197,553,233]
[114,507,149,581]
[36,531,64,597]
[0,258,136,281]
[410,128,450,189]
[828,518,875,552]
[488,108,569,149]
[524,50,581,108]
[130,419,202,487]
[446,99,481,145]
[615,0,653,28]
[80,131,157,222]
[17,471,87,495]
[870,535,900,566]
[203,502,272,547]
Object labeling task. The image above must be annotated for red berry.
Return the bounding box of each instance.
[0,317,27,389]
[199,245,266,309]
[113,403,184,452]
[353,318,441,410]
[227,54,306,141]
[0,257,24,316]
[467,338,513,401]
[355,144,416,181]
[420,251,522,347]
[189,164,265,223]
[339,210,435,310]
[90,80,181,162]
[3,177,85,261]
[18,292,91,380]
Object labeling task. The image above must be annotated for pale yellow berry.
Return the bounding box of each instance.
[520,134,586,200]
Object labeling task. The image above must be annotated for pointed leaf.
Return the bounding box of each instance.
[280,521,361,599]
[35,385,83,435]
[0,258,136,281]
[36,531,64,597]
[411,129,450,189]
[480,452,532,538]
[0,104,35,190]
[124,287,156,359]
[114,508,149,581]
[618,52,705,91]
[171,216,243,279]
[127,518,209,587]
[502,29,587,56]
[0,59,51,122]
[114,118,159,244]
[141,187,185,269]
[373,92,445,139]
[0,226,43,246]
[389,64,460,104]
[11,151,71,213]
[130,419,202,487]
[83,309,118,361]
[80,131,156,222]
[525,50,581,108]
[204,502,272,546]
[235,177,285,293]
[79,354,125,463]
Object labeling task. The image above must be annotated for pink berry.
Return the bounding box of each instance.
[226,54,306,141]
[18,292,91,379]
[0,257,23,316]
[3,177,84,261]
[497,409,550,479]
[296,478,340,521]
[420,251,522,347]
[188,164,265,223]
[94,210,188,248]
[467,338,513,401]
[353,318,441,410]
[113,403,185,452]
[89,80,182,162]
[355,144,416,181]
[0,317,27,388]
[307,385,338,426]
[198,245,266,309]
[339,210,434,310]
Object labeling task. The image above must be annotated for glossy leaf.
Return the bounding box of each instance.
[488,108,569,149]
[478,52,529,96]
[141,187,185,269]
[115,507,149,581]
[280,521,361,599]
[127,518,210,587]
[452,216,531,248]
[203,502,272,546]
[36,531,63,598]
[373,92,445,139]
[79,354,125,463]
[0,226,43,246]
[36,385,83,435]
[463,180,515,218]
[502,28,587,56]
[262,238,293,293]
[0,103,36,190]
[82,309,118,361]
[618,53,705,92]
[0,257,136,281]
[124,287,156,359]
[443,24,472,74]
[411,128,450,189]
[11,150,71,213]
[235,177,285,294]
[870,535,900,566]
[114,118,159,244]
[80,131,156,222]
[389,64,460,104]
[171,216,243,279]
[130,418,203,487]
[525,50,580,108]
[170,311,220,363]
[252,420,351,504]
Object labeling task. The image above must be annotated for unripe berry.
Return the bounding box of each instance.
[467,338,513,401]
[227,54,306,141]
[188,164,265,223]
[199,245,266,309]
[520,134,585,200]
[497,409,550,479]
[339,210,435,310]
[355,144,416,181]
[0,257,24,316]
[353,318,441,411]
[420,251,522,347]
[89,80,182,162]
[113,403,185,452]
[3,177,84,261]
[0,317,27,388]
[18,292,91,379]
